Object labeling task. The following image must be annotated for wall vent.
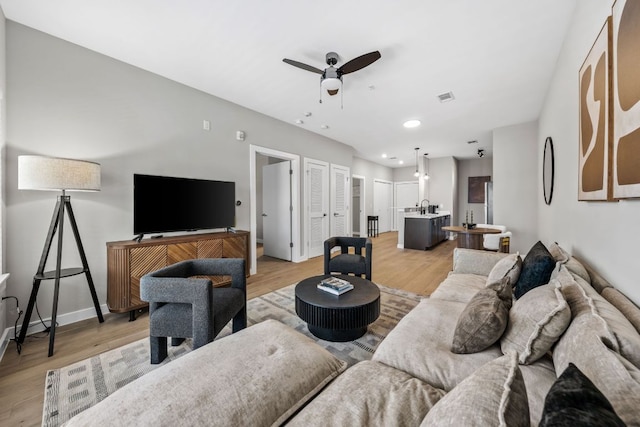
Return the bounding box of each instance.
[437,91,455,103]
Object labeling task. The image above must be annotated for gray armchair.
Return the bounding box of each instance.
[141,258,247,364]
[324,236,373,280]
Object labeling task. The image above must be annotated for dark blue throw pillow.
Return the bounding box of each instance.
[539,363,625,427]
[513,241,556,299]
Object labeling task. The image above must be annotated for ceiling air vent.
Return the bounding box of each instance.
[437,91,455,103]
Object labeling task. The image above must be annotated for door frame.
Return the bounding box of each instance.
[250,145,301,275]
[352,174,366,237]
[303,157,330,260]
[373,178,394,233]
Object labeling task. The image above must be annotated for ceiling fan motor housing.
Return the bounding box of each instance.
[325,51,339,66]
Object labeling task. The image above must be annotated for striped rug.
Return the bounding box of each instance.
[42,283,423,426]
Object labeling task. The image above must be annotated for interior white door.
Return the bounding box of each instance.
[330,164,350,237]
[373,180,393,233]
[306,159,329,258]
[262,161,292,261]
[394,181,419,229]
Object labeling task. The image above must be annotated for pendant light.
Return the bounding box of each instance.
[423,153,430,180]
[413,148,420,177]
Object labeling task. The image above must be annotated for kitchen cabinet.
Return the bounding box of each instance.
[404,215,450,250]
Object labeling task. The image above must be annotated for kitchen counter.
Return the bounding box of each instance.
[397,210,451,249]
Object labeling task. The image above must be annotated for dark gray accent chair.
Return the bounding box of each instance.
[324,236,373,280]
[141,258,247,364]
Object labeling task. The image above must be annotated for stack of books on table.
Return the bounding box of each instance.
[317,277,354,295]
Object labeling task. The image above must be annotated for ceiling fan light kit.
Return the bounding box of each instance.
[283,50,381,106]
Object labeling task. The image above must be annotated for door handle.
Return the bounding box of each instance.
[262,213,267,217]
[323,213,327,217]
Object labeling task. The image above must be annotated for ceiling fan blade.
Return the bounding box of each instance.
[339,51,381,75]
[282,58,323,74]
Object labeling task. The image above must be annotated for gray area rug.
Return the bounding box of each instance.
[42,283,422,426]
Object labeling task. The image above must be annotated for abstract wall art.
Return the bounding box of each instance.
[578,17,612,201]
[612,0,640,199]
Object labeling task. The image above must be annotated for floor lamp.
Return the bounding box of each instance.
[17,155,104,357]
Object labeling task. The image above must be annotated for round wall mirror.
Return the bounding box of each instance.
[543,136,555,205]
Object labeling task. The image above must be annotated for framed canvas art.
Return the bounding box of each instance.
[612,0,640,198]
[578,17,612,201]
[468,176,491,203]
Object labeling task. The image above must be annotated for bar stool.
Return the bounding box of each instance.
[367,216,379,237]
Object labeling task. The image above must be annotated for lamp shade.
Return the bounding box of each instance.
[18,155,101,192]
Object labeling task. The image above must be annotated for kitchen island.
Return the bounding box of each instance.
[398,210,451,250]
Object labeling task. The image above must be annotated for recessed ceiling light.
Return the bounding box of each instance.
[304,112,312,117]
[403,120,421,128]
[320,124,329,129]
[399,160,404,165]
[381,153,387,158]
[295,119,304,125]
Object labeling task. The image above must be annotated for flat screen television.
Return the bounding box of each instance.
[133,174,235,236]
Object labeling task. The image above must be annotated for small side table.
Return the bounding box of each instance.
[367,216,379,237]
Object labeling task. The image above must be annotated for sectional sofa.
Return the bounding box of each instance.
[64,243,640,426]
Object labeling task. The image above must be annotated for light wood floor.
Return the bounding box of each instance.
[0,231,455,426]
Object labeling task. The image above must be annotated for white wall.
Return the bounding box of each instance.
[538,0,639,304]
[427,157,457,221]
[5,22,355,329]
[493,122,539,254]
[351,157,393,218]
[456,157,494,226]
[0,10,7,345]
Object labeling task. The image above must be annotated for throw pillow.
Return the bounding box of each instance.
[513,241,556,299]
[421,353,530,427]
[451,276,511,354]
[487,253,522,286]
[547,242,570,264]
[539,363,625,427]
[501,281,571,364]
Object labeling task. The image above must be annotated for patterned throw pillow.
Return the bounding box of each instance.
[539,363,625,427]
[514,241,556,299]
[451,277,512,354]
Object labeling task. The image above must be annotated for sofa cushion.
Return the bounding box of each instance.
[430,273,487,304]
[519,355,558,426]
[63,320,347,427]
[486,252,522,286]
[288,361,445,427]
[556,266,640,368]
[553,312,640,425]
[539,363,625,427]
[601,287,640,335]
[420,353,529,427]
[373,298,503,392]
[546,242,591,283]
[501,282,571,364]
[452,248,509,276]
[451,277,512,354]
[514,241,556,299]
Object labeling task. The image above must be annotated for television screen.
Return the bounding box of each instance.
[133,174,235,235]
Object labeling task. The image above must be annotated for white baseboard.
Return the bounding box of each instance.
[0,303,109,362]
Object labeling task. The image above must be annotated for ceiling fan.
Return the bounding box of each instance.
[282,51,381,103]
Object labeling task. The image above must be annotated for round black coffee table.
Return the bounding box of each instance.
[295,274,380,342]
